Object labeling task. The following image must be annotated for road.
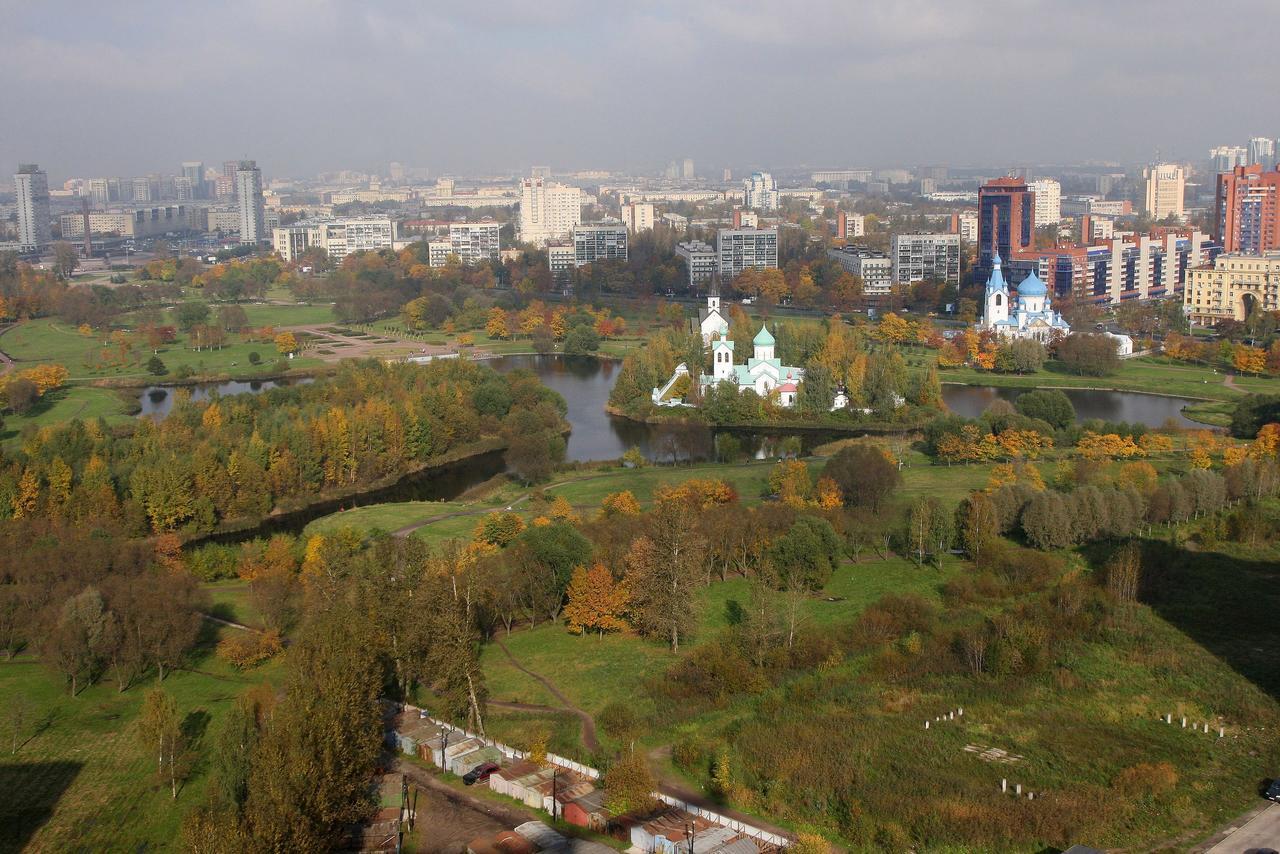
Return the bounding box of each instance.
[1203,802,1280,852]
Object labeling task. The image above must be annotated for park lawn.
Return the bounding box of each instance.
[1,386,134,441]
[0,632,285,853]
[304,500,511,540]
[545,461,775,508]
[2,317,323,382]
[1182,400,1236,427]
[933,355,1272,403]
[203,580,264,629]
[239,302,336,328]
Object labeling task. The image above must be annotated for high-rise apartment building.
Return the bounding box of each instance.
[427,222,502,267]
[1211,146,1249,173]
[742,172,779,211]
[14,164,51,249]
[976,176,1035,282]
[1215,164,1280,254]
[86,178,111,207]
[1185,251,1280,325]
[235,160,266,244]
[1029,178,1061,227]
[1248,137,1277,168]
[181,161,205,198]
[573,225,628,266]
[1143,163,1185,221]
[619,202,654,233]
[675,240,718,288]
[890,233,961,286]
[518,177,581,246]
[716,227,778,280]
[682,158,695,180]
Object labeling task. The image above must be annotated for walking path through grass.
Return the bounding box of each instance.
[492,636,600,752]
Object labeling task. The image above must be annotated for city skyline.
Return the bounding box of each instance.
[3,0,1280,179]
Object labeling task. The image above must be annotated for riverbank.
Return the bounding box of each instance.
[183,436,510,546]
[603,402,934,435]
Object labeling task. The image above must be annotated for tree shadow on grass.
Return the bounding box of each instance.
[0,760,83,853]
[1083,537,1280,701]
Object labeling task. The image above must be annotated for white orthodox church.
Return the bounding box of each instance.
[981,254,1071,342]
[654,293,810,408]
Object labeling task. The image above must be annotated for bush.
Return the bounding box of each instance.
[216,629,283,669]
[248,351,261,365]
[821,444,901,512]
[598,701,642,741]
[185,543,239,580]
[1015,389,1075,430]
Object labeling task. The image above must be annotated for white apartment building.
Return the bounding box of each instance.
[14,164,51,249]
[827,247,892,296]
[1143,163,1185,221]
[675,240,719,288]
[957,211,978,242]
[890,232,961,286]
[743,172,779,211]
[811,169,872,184]
[1029,178,1061,227]
[572,225,628,266]
[1248,137,1277,168]
[273,217,398,263]
[716,227,778,280]
[518,177,581,246]
[60,206,195,239]
[619,202,654,233]
[236,161,266,244]
[1211,146,1249,172]
[427,221,502,267]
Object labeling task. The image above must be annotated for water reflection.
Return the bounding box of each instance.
[138,377,313,419]
[940,385,1199,428]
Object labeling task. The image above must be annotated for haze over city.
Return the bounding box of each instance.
[4,0,1280,178]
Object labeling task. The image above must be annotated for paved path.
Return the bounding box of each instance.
[1201,801,1280,852]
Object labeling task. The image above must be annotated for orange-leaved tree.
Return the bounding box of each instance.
[562,563,629,637]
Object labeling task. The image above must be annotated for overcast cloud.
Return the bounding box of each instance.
[2,0,1278,180]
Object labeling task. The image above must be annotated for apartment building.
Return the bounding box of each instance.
[1215,164,1280,254]
[1184,252,1280,325]
[716,227,778,280]
[518,177,581,246]
[675,240,718,288]
[14,164,51,249]
[427,221,502,267]
[272,217,398,263]
[827,246,892,296]
[1029,178,1061,227]
[1143,163,1186,221]
[572,225,628,266]
[890,232,961,286]
[619,202,654,233]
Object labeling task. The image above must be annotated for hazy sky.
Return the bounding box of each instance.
[3,0,1279,181]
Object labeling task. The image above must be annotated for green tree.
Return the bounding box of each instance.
[175,301,211,332]
[822,444,901,512]
[1015,389,1075,430]
[138,687,183,799]
[146,355,168,376]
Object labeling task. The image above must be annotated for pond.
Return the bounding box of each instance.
[939,385,1201,429]
[485,354,848,463]
[137,377,313,418]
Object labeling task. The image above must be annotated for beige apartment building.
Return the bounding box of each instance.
[1143,163,1185,221]
[1184,252,1280,325]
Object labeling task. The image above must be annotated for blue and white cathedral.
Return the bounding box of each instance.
[981,254,1071,342]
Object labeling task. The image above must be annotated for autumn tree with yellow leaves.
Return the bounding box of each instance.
[562,563,630,637]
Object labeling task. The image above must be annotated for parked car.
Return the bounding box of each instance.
[1264,778,1280,802]
[463,762,501,786]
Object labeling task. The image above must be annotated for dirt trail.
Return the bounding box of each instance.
[491,637,600,753]
[394,757,533,854]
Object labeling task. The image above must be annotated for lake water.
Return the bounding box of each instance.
[137,377,313,418]
[940,385,1201,428]
[141,357,1203,463]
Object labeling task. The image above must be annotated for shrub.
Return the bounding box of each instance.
[1112,762,1178,796]
[248,351,261,365]
[216,629,282,669]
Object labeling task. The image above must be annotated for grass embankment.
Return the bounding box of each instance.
[0,625,283,852]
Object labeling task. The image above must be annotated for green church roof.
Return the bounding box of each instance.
[753,324,775,346]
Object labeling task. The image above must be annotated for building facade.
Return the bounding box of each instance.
[716,227,778,280]
[890,232,961,286]
[60,205,195,239]
[1184,252,1280,325]
[1143,163,1185,221]
[1029,178,1061,227]
[236,161,266,244]
[272,217,397,263]
[1211,146,1249,173]
[1215,164,1280,254]
[976,176,1035,283]
[1248,137,1277,168]
[518,177,581,246]
[827,246,892,297]
[619,202,654,233]
[742,172,779,211]
[675,240,718,288]
[573,225,628,266]
[14,164,51,249]
[427,221,501,266]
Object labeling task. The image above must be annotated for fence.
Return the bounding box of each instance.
[398,704,790,845]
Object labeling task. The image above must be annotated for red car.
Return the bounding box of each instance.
[464,762,500,786]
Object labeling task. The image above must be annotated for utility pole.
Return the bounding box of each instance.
[686,822,695,854]
[439,724,448,770]
[551,767,558,821]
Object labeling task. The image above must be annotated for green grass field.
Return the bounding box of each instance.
[935,355,1278,403]
[0,386,136,440]
[0,627,283,852]
[2,316,323,383]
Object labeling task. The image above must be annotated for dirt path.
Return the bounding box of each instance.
[0,323,16,376]
[1223,373,1243,392]
[491,637,600,753]
[394,757,533,853]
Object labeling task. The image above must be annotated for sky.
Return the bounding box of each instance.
[2,0,1279,182]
